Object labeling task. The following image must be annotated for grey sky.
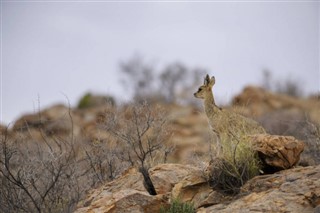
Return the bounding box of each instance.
[1,1,319,125]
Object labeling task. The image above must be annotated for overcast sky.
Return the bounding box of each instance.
[1,1,319,125]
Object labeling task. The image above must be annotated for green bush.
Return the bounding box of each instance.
[77,93,115,109]
[160,198,195,213]
[78,93,92,109]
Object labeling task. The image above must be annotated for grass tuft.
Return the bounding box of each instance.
[160,198,195,213]
[207,134,261,194]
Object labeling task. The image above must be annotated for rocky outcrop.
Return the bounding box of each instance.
[75,163,320,213]
[232,86,304,116]
[250,134,305,172]
[13,104,77,136]
[75,164,203,213]
[200,165,320,213]
[232,86,320,124]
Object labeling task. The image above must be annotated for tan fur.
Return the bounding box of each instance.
[194,74,266,143]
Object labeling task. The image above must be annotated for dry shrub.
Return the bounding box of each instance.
[83,142,126,187]
[0,131,84,213]
[0,101,174,212]
[104,101,173,195]
[207,132,261,194]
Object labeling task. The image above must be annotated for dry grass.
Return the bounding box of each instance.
[206,122,261,194]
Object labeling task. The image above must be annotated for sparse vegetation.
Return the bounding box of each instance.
[160,198,195,213]
[104,101,173,195]
[84,141,122,186]
[207,135,261,194]
[261,69,304,97]
[120,55,156,102]
[0,128,83,213]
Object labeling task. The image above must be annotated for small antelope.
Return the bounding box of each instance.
[194,74,265,144]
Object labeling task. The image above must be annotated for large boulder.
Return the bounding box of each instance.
[257,109,320,166]
[249,134,305,172]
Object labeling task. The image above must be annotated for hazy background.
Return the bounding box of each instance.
[1,1,319,125]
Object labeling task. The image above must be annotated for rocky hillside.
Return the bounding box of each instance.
[75,163,320,213]
[1,86,319,212]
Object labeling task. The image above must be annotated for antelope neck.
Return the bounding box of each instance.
[204,91,220,116]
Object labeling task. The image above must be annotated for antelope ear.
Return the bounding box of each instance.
[209,76,216,87]
[204,74,210,86]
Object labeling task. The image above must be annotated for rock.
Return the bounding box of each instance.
[76,189,167,213]
[76,164,202,213]
[167,107,210,163]
[12,104,82,138]
[200,165,320,213]
[76,162,320,213]
[13,113,44,131]
[171,168,229,209]
[150,164,202,194]
[232,86,305,116]
[75,168,148,213]
[13,104,70,132]
[257,110,320,166]
[249,134,305,172]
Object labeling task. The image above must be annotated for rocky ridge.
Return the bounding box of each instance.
[2,88,320,212]
[75,163,320,213]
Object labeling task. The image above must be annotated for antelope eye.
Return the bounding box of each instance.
[198,88,202,92]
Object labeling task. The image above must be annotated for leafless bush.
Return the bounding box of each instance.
[0,106,125,212]
[105,101,173,195]
[0,129,83,213]
[119,55,207,104]
[160,63,187,103]
[120,54,156,101]
[83,142,126,187]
